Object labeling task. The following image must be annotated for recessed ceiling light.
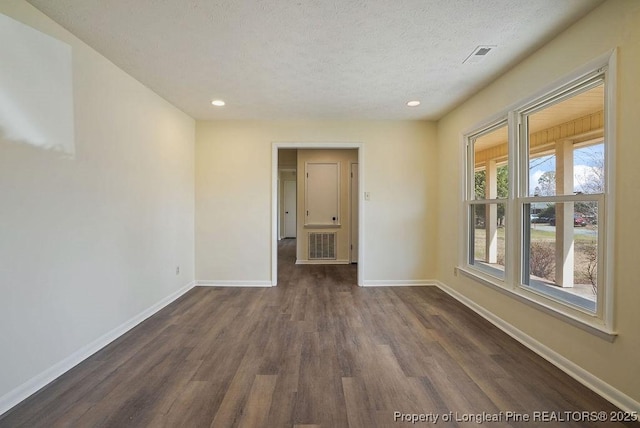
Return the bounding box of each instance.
[407,100,420,107]
[211,100,225,107]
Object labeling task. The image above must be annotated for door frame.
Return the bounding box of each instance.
[271,142,364,286]
[349,162,359,264]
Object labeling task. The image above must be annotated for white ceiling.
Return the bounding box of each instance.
[26,0,603,121]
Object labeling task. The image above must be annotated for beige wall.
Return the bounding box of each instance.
[436,0,640,405]
[195,120,438,284]
[0,0,195,405]
[296,149,358,263]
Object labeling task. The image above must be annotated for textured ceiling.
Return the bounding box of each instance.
[26,0,603,121]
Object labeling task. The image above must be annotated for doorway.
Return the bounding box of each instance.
[283,180,297,238]
[272,142,363,286]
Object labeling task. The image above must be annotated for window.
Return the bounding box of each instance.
[463,57,614,336]
[520,77,605,314]
[467,122,509,279]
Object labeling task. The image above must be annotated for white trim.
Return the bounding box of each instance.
[196,280,272,287]
[349,161,359,264]
[0,280,197,417]
[435,280,639,414]
[295,259,350,265]
[507,110,519,289]
[357,146,364,287]
[603,49,617,331]
[272,142,364,287]
[458,133,468,279]
[362,280,437,287]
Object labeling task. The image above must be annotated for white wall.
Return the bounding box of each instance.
[0,0,195,409]
[437,0,640,407]
[195,120,438,285]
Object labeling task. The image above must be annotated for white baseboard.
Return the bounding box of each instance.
[196,280,272,287]
[435,280,640,414]
[0,280,197,417]
[362,279,437,287]
[295,259,350,265]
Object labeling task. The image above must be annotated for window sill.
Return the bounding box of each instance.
[457,266,617,342]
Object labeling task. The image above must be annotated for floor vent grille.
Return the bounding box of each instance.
[308,232,336,260]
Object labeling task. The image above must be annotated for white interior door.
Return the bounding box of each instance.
[350,163,359,263]
[283,180,297,238]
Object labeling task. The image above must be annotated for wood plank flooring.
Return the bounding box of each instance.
[1,238,636,427]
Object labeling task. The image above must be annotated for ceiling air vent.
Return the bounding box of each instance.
[463,45,496,64]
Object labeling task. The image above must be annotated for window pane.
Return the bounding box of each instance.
[470,203,507,278]
[474,170,486,200]
[527,83,605,197]
[473,124,508,200]
[523,202,599,312]
[574,143,605,195]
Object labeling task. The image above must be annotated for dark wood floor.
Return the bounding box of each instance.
[1,239,635,427]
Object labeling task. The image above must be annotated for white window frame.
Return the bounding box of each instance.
[459,51,616,340]
[465,119,510,281]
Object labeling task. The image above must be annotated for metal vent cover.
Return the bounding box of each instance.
[463,45,496,64]
[308,232,336,260]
